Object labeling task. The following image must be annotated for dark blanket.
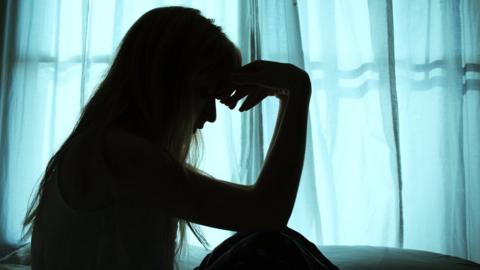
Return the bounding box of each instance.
[194,227,340,270]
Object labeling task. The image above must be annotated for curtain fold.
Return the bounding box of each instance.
[367,0,404,248]
[0,0,20,256]
[0,0,478,263]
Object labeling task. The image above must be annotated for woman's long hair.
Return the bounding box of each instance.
[21,6,241,268]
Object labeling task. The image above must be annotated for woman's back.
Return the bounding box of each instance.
[58,130,113,210]
[31,130,178,270]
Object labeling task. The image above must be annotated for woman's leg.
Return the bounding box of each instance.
[195,227,339,270]
[280,228,339,270]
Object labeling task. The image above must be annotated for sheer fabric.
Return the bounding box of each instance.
[0,0,478,263]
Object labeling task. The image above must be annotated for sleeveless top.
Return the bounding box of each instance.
[31,139,178,270]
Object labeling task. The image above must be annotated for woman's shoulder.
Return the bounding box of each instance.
[58,130,114,211]
[102,127,158,149]
[102,128,183,178]
[102,128,175,168]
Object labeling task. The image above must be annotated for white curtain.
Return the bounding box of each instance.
[0,0,478,263]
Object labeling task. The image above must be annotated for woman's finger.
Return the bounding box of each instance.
[216,86,236,101]
[221,89,248,109]
[222,85,259,110]
[238,93,268,112]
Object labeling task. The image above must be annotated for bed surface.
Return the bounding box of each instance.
[1,243,479,270]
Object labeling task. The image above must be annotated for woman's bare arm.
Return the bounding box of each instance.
[222,60,312,228]
[254,86,311,227]
[103,131,280,232]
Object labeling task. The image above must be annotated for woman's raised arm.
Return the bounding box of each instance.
[103,130,283,232]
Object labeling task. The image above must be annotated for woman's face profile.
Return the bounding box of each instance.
[190,49,239,133]
[192,81,219,132]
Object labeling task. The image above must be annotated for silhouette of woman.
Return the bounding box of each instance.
[22,6,338,270]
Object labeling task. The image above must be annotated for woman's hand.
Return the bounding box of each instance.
[218,60,311,112]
